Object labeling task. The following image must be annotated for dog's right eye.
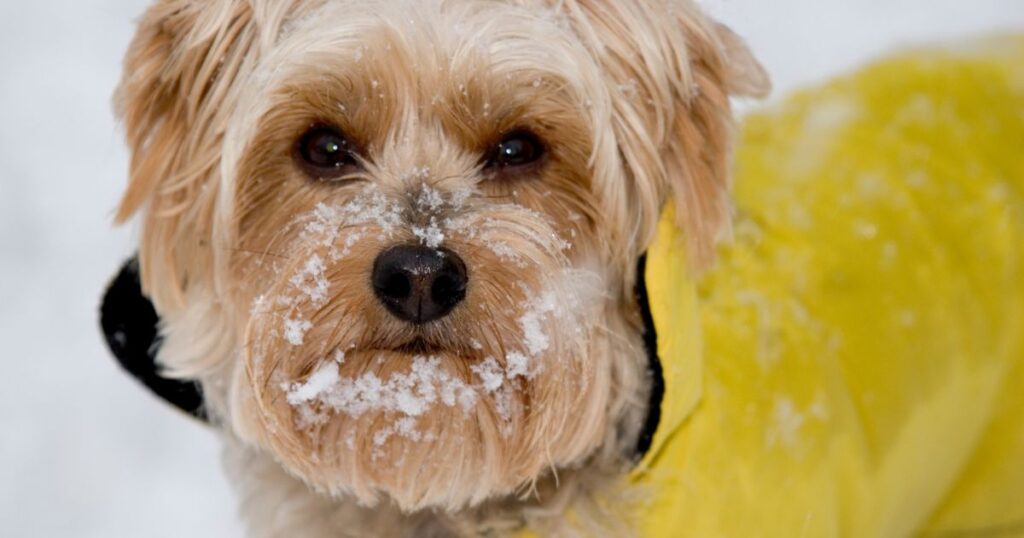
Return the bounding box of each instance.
[295,125,360,180]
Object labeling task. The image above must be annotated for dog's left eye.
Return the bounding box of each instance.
[295,125,360,180]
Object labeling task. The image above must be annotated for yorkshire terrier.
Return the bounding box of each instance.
[106,0,768,535]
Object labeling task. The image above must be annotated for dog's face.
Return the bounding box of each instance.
[116,0,766,513]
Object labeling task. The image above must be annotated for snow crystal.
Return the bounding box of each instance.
[289,254,329,306]
[412,217,445,248]
[449,188,472,209]
[302,185,404,249]
[482,240,524,265]
[471,357,505,392]
[372,417,423,447]
[284,356,480,423]
[766,397,805,449]
[285,361,341,405]
[283,317,313,346]
[405,166,431,182]
[250,294,268,315]
[294,404,330,428]
[852,219,878,239]
[415,182,443,211]
[395,417,420,440]
[373,429,391,447]
[440,375,479,411]
[518,291,557,357]
[504,352,530,379]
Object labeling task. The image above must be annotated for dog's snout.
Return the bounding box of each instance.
[372,245,467,324]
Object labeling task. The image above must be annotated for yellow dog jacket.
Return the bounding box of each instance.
[634,36,1024,537]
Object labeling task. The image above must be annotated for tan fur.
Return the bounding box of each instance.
[114,0,766,535]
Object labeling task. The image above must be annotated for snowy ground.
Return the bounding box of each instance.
[1,1,1021,536]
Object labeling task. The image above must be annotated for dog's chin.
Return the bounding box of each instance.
[239,333,609,511]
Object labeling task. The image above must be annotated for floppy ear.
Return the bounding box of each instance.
[114,0,288,311]
[560,0,769,266]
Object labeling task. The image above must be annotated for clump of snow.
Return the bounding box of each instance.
[766,396,806,449]
[373,417,422,447]
[250,294,268,315]
[283,317,313,346]
[518,290,557,357]
[412,217,445,248]
[470,357,506,392]
[482,240,523,265]
[449,188,472,209]
[300,184,404,259]
[286,362,341,405]
[415,182,443,211]
[441,377,479,411]
[504,352,530,379]
[289,254,329,307]
[284,356,479,421]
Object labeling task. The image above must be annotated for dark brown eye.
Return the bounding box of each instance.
[295,125,359,179]
[486,130,545,170]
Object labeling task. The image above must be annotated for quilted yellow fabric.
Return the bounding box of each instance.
[635,36,1024,537]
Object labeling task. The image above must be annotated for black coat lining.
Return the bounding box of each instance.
[633,254,665,460]
[99,257,207,421]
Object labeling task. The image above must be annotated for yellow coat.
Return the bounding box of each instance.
[634,36,1024,536]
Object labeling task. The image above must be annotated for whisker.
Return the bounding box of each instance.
[216,245,291,261]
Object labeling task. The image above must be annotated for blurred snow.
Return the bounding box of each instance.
[0,1,240,537]
[0,1,1020,536]
[702,0,1024,102]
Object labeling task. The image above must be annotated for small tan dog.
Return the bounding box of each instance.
[114,0,766,535]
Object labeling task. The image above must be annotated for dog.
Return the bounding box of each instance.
[106,0,1024,535]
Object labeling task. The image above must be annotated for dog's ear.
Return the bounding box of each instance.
[713,22,771,100]
[114,1,292,310]
[558,0,769,266]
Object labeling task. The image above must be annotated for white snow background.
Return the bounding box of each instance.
[0,1,1021,536]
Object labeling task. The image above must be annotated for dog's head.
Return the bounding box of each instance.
[115,0,766,512]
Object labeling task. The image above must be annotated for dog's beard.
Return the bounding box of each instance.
[236,184,614,511]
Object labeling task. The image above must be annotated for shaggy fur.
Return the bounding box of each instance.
[114,0,768,535]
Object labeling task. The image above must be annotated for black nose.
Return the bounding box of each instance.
[371,245,468,324]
